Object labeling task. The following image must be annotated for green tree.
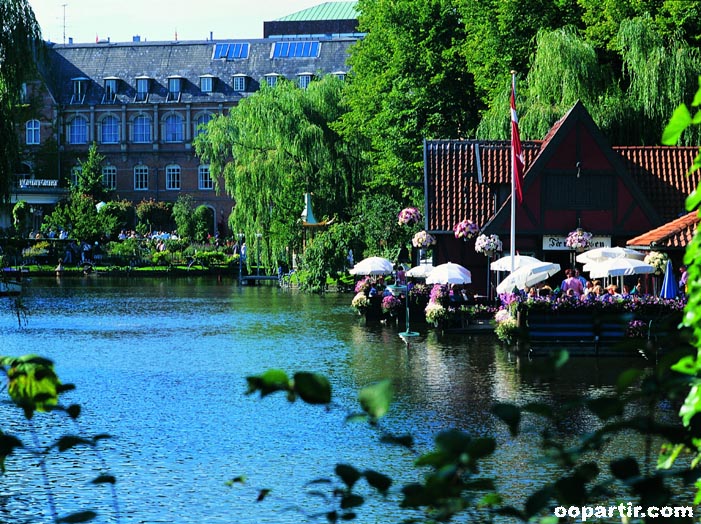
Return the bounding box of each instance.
[194,76,366,271]
[0,0,41,200]
[135,199,172,234]
[172,194,196,240]
[43,192,117,243]
[73,142,110,201]
[340,0,481,200]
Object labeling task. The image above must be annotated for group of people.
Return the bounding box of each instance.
[525,265,687,302]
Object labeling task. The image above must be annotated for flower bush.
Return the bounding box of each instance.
[351,292,370,311]
[644,250,668,275]
[454,219,479,240]
[398,207,422,226]
[429,284,448,303]
[474,234,502,255]
[354,276,372,294]
[494,315,519,343]
[425,301,449,324]
[412,230,437,249]
[565,228,593,250]
[381,294,402,314]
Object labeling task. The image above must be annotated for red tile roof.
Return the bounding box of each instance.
[614,146,700,223]
[626,211,699,251]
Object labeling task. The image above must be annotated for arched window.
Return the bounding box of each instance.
[164,114,183,142]
[194,113,213,137]
[26,119,40,145]
[100,115,119,144]
[68,116,88,144]
[166,165,181,190]
[133,115,152,143]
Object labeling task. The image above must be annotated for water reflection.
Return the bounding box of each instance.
[0,279,667,523]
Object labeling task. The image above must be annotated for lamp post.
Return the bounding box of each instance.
[388,284,419,343]
[255,232,262,276]
[237,232,244,285]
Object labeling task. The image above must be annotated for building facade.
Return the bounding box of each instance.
[11,2,360,236]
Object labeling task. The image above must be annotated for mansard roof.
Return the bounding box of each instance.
[41,37,355,106]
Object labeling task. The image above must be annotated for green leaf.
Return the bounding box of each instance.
[587,396,623,420]
[358,380,392,420]
[379,434,414,449]
[466,437,496,460]
[686,189,701,213]
[336,464,361,489]
[658,444,684,470]
[56,435,92,452]
[340,494,364,509]
[56,511,98,523]
[225,476,246,486]
[91,474,115,484]
[525,487,553,518]
[246,369,290,398]
[491,403,521,436]
[293,372,331,405]
[522,402,554,419]
[66,404,81,419]
[662,104,693,145]
[610,457,640,480]
[256,488,271,502]
[363,470,392,494]
[616,368,644,391]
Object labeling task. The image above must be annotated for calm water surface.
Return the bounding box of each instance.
[0,276,653,523]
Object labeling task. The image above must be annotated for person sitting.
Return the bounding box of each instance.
[605,284,622,300]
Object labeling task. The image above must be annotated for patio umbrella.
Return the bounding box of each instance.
[584,258,654,279]
[490,254,542,272]
[425,262,472,285]
[496,262,561,294]
[659,259,679,299]
[349,256,393,276]
[576,246,645,264]
[406,262,434,279]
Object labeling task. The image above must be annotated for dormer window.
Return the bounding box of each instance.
[20,83,29,104]
[71,77,88,104]
[264,74,281,88]
[332,71,347,82]
[103,77,119,103]
[135,76,151,102]
[199,75,215,93]
[167,76,182,102]
[232,74,247,92]
[297,73,313,89]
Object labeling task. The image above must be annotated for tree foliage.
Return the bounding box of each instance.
[73,143,110,202]
[194,76,366,272]
[0,0,41,200]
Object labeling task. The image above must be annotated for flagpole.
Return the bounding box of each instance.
[510,71,517,275]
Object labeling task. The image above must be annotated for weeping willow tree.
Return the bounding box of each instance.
[0,0,42,200]
[616,16,701,145]
[477,19,701,145]
[194,76,367,271]
[477,27,619,140]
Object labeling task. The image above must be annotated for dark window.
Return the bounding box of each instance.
[543,173,614,210]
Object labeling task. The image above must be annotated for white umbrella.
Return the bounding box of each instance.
[406,262,434,279]
[425,262,472,285]
[349,256,393,276]
[584,258,654,279]
[490,254,542,272]
[575,246,645,264]
[496,262,561,294]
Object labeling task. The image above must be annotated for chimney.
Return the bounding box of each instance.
[68,37,73,44]
[210,31,213,41]
[133,35,141,42]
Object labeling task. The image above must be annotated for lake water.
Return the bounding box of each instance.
[0,276,655,523]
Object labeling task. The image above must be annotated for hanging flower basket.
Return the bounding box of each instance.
[453,219,480,240]
[398,207,422,226]
[475,234,502,255]
[644,251,668,275]
[412,230,437,249]
[565,228,593,250]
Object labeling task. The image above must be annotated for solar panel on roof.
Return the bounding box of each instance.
[272,41,320,58]
[213,43,249,60]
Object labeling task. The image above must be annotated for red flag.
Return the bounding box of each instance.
[510,86,524,204]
